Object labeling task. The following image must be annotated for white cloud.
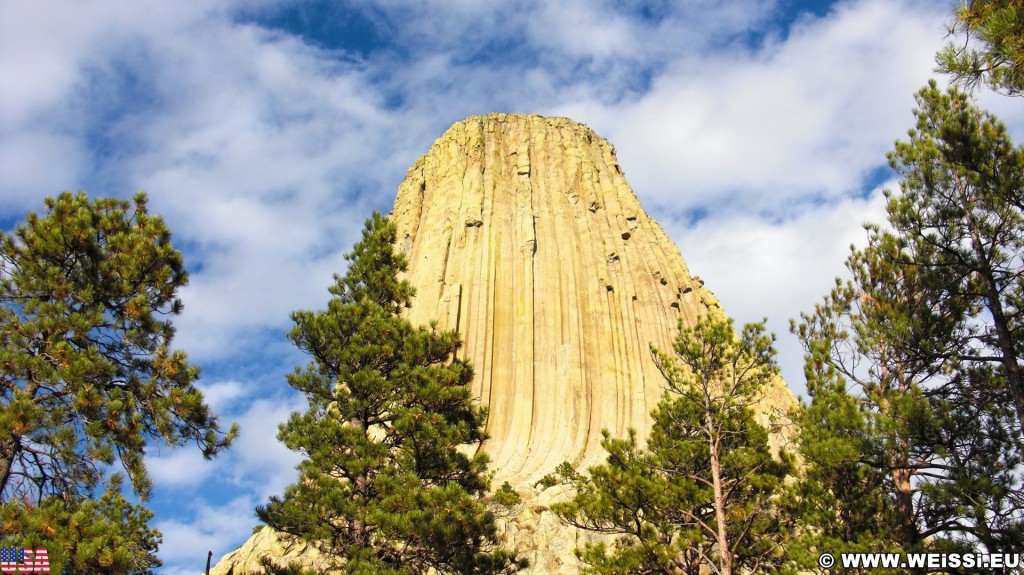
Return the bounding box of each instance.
[531,1,651,60]
[155,496,257,566]
[0,1,225,207]
[557,0,949,209]
[230,395,305,500]
[530,0,777,61]
[147,447,216,488]
[0,1,109,123]
[196,380,249,414]
[148,389,305,569]
[148,385,304,494]
[0,130,86,210]
[664,188,891,397]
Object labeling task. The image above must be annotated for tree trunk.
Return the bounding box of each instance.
[892,466,916,545]
[959,183,1024,435]
[977,264,1024,435]
[707,420,732,575]
[0,434,19,500]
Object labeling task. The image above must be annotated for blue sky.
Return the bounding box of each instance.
[3,1,1021,573]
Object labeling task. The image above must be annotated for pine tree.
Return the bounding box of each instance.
[887,80,1024,435]
[792,240,959,573]
[0,476,161,574]
[0,191,236,573]
[793,227,1024,573]
[257,212,522,574]
[550,314,793,575]
[937,0,1024,96]
[792,83,1024,571]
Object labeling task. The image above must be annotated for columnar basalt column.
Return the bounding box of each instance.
[211,114,796,575]
[391,113,729,489]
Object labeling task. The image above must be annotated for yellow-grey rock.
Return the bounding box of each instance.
[210,526,332,575]
[211,113,796,575]
[392,113,726,489]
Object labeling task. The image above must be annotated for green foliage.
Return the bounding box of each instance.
[0,191,237,502]
[888,80,1024,435]
[792,82,1024,571]
[0,192,236,573]
[256,557,320,575]
[0,475,161,574]
[552,314,794,575]
[257,212,523,574]
[493,482,521,508]
[937,0,1024,95]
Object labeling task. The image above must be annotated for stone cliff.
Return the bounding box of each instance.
[212,114,796,574]
[392,114,730,489]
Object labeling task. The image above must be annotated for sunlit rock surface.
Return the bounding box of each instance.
[393,113,728,488]
[212,114,796,575]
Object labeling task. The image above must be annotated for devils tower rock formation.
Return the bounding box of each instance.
[212,114,795,574]
[392,113,730,489]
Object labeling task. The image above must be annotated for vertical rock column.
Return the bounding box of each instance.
[210,114,798,575]
[391,114,720,488]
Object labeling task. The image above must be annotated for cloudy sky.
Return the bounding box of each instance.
[3,0,1022,573]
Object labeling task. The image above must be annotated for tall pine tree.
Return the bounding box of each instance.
[0,193,237,572]
[0,192,236,501]
[550,314,793,575]
[0,191,237,574]
[887,80,1024,435]
[792,83,1024,571]
[257,212,522,574]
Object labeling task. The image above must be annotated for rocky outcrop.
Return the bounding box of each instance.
[211,114,796,574]
[210,527,331,575]
[392,113,734,489]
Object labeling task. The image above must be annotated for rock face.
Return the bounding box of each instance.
[211,114,795,574]
[392,114,725,489]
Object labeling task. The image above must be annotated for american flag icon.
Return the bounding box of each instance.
[0,548,49,574]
